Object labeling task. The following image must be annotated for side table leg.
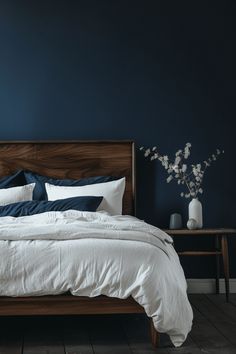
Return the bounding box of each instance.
[221,235,230,302]
[215,235,220,294]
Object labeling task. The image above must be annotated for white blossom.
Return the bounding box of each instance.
[140,143,224,199]
[173,165,179,173]
[184,144,191,159]
[184,151,190,159]
[196,164,201,170]
[193,168,198,176]
[176,149,182,156]
[167,175,173,183]
[175,156,181,165]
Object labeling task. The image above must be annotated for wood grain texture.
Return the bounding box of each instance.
[150,319,160,348]
[178,251,222,256]
[164,228,233,301]
[190,295,236,347]
[1,295,236,353]
[0,295,145,316]
[221,236,230,302]
[0,140,135,215]
[0,141,158,346]
[163,228,236,235]
[64,328,94,354]
[89,316,132,354]
[0,141,155,340]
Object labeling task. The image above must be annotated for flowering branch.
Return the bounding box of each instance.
[140,143,224,199]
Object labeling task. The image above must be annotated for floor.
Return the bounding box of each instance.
[0,294,236,354]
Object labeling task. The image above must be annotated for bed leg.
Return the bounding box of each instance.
[150,319,160,347]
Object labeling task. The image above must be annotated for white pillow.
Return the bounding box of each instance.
[0,183,35,206]
[45,178,126,215]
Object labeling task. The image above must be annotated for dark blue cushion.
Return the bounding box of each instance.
[0,196,103,217]
[0,170,26,189]
[24,171,117,200]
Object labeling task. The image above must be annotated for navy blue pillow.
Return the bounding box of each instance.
[0,196,103,217]
[0,170,26,189]
[24,171,117,200]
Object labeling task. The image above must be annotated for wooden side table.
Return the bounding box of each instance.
[163,228,236,302]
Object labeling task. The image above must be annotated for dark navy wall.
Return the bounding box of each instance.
[0,1,235,277]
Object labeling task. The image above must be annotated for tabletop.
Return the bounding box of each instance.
[163,228,236,236]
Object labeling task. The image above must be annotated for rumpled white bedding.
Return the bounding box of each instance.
[0,210,193,347]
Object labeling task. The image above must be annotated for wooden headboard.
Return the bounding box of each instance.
[0,140,136,215]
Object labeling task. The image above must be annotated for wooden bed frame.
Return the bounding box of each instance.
[0,140,159,347]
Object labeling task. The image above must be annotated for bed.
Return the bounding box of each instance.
[0,140,192,348]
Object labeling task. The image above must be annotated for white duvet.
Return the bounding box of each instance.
[0,210,193,347]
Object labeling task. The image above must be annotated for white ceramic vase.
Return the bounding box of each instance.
[188,198,203,229]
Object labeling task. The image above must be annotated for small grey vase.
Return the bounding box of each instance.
[169,213,182,229]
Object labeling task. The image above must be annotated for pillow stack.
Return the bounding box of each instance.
[0,170,35,206]
[0,170,126,217]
